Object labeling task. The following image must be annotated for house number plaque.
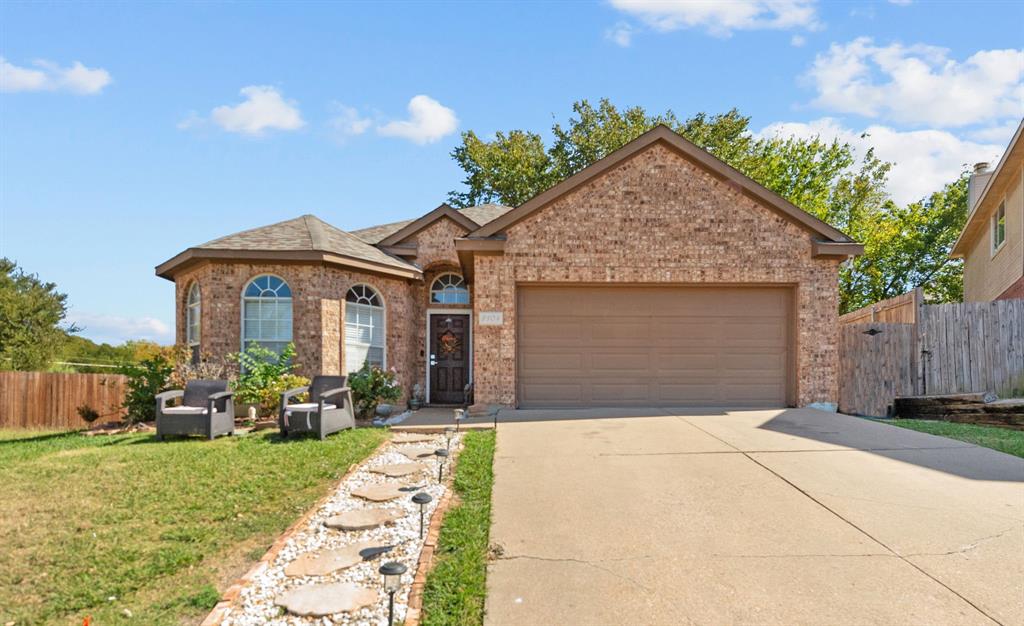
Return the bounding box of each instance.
[478,311,504,326]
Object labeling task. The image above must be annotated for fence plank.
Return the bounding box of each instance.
[0,372,127,430]
[838,323,916,416]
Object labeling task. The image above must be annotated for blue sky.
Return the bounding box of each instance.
[1,1,1022,345]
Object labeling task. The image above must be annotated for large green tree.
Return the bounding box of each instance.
[448,99,966,312]
[0,258,77,370]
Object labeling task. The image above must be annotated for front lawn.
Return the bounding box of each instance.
[0,427,386,625]
[421,430,497,626]
[889,419,1024,459]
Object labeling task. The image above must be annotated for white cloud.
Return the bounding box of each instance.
[609,0,820,37]
[0,57,112,94]
[805,37,1024,127]
[329,104,372,138]
[791,34,806,47]
[606,22,636,47]
[758,118,1005,204]
[966,120,1021,145]
[377,95,458,144]
[69,312,173,346]
[209,85,305,136]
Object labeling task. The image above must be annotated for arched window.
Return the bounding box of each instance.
[242,275,293,355]
[186,283,201,363]
[345,284,385,373]
[430,273,469,305]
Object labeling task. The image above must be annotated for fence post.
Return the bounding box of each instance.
[912,287,924,396]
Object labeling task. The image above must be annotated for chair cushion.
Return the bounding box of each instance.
[285,403,336,413]
[163,406,217,415]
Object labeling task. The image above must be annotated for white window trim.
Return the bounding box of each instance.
[240,274,293,353]
[186,283,201,347]
[429,273,471,305]
[424,309,473,405]
[991,201,1007,258]
[344,284,387,373]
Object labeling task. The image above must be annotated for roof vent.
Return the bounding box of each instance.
[973,162,990,174]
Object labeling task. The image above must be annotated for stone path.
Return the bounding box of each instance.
[218,432,455,626]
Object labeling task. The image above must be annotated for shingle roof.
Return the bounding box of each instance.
[197,214,415,271]
[351,204,512,243]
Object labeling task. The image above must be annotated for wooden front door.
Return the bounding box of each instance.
[429,314,470,405]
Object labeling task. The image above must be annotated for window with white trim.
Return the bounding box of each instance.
[430,273,469,305]
[186,283,201,363]
[345,284,385,373]
[993,201,1006,253]
[242,275,293,355]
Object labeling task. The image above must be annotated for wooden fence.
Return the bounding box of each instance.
[839,295,1024,416]
[839,288,921,325]
[0,371,127,430]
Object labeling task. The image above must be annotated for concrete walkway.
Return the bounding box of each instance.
[484,408,1024,626]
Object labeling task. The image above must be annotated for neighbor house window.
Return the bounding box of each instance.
[242,275,293,355]
[430,273,469,305]
[345,284,385,373]
[186,282,201,363]
[992,201,1006,253]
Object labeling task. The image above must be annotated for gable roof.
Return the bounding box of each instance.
[469,124,858,250]
[156,214,420,280]
[950,118,1023,257]
[351,203,512,244]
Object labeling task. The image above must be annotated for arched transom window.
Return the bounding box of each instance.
[430,273,469,305]
[242,275,293,355]
[345,284,385,373]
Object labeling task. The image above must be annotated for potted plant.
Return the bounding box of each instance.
[349,363,402,420]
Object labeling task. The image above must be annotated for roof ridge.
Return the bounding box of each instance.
[304,214,328,251]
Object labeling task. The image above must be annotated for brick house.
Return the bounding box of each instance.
[156,126,862,410]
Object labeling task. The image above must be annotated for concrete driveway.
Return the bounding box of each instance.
[484,408,1024,626]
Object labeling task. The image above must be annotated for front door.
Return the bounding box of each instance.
[429,314,470,405]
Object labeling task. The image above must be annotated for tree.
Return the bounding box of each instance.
[0,258,77,370]
[447,99,966,311]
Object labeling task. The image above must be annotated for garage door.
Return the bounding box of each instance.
[517,286,791,408]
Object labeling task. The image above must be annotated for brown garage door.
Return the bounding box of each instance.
[517,286,792,408]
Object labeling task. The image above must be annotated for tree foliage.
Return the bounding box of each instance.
[447,99,967,311]
[0,258,77,370]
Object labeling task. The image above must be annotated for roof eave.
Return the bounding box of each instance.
[811,241,865,258]
[377,203,480,247]
[454,237,506,283]
[155,248,422,281]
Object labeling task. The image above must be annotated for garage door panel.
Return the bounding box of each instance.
[518,286,791,408]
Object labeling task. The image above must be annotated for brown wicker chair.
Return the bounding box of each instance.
[155,380,234,440]
[279,375,355,440]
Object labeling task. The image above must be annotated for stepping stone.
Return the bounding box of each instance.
[351,483,405,502]
[275,582,378,617]
[325,508,404,531]
[392,433,435,444]
[369,462,426,477]
[398,445,436,460]
[284,541,380,577]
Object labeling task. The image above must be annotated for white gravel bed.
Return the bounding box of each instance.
[221,432,457,626]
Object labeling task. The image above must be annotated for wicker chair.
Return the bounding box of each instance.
[279,375,355,440]
[155,380,234,440]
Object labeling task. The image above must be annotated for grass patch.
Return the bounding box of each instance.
[0,427,386,625]
[888,419,1024,459]
[421,430,496,626]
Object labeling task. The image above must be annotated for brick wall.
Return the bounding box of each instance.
[471,143,843,407]
[174,262,420,402]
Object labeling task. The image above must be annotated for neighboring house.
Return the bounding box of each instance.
[156,125,862,410]
[951,119,1024,301]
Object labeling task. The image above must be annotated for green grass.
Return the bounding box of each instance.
[0,427,386,625]
[421,430,497,626]
[888,419,1024,459]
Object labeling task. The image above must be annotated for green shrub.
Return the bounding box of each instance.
[119,354,174,423]
[348,363,402,419]
[76,404,100,424]
[229,342,309,417]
